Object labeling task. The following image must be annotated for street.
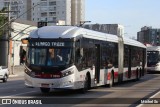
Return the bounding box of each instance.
[0,73,160,107]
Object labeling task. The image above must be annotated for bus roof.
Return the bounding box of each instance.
[147,46,160,51]
[29,26,118,42]
[123,37,146,48]
[29,26,146,48]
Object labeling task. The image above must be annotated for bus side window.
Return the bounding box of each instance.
[76,48,83,63]
[106,58,113,68]
[158,54,160,61]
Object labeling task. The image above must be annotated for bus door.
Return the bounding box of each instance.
[142,49,146,76]
[95,44,101,83]
[128,47,131,78]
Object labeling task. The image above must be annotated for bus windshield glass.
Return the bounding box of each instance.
[28,48,72,66]
[147,51,160,63]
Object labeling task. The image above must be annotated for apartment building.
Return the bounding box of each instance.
[137,26,160,46]
[0,0,28,20]
[71,0,85,25]
[0,0,85,25]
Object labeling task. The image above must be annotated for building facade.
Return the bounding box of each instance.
[82,24,124,37]
[11,19,37,66]
[0,0,85,25]
[71,0,85,25]
[137,26,160,46]
[0,0,28,20]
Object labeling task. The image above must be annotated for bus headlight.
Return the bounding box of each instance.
[62,70,74,77]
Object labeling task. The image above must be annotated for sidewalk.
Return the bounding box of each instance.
[9,65,25,77]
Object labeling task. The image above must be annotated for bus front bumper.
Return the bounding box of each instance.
[24,73,79,90]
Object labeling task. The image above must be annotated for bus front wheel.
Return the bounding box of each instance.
[40,88,50,93]
[81,75,89,93]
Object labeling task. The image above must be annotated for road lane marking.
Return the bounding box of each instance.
[0,90,38,98]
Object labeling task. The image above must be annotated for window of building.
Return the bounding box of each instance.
[49,12,56,16]
[53,17,56,22]
[41,12,47,17]
[49,1,56,6]
[4,2,9,7]
[41,7,48,11]
[54,7,56,11]
[40,2,47,6]
[49,7,56,11]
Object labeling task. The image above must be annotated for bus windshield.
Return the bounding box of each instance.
[28,48,72,66]
[147,51,160,63]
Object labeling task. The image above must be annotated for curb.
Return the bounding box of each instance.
[9,72,24,77]
[9,74,19,77]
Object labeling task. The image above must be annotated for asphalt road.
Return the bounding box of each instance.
[0,73,160,107]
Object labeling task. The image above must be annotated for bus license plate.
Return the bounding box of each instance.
[41,83,49,88]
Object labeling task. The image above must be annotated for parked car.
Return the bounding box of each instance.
[0,66,9,82]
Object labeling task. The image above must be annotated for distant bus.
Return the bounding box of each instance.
[22,26,147,93]
[147,46,160,72]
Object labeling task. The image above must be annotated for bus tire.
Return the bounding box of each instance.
[136,69,140,81]
[81,74,89,93]
[40,88,50,93]
[108,72,114,88]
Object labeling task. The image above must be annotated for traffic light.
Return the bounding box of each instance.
[37,21,47,28]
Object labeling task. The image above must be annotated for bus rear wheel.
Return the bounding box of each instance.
[40,88,50,93]
[136,70,140,81]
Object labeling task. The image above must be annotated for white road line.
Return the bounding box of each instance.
[150,91,160,98]
[136,91,160,107]
[0,90,38,98]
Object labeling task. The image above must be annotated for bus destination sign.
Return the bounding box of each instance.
[30,41,72,47]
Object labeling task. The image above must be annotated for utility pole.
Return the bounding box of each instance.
[0,1,17,74]
[8,1,12,74]
[0,1,40,74]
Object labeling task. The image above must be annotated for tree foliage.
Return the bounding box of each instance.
[0,7,8,38]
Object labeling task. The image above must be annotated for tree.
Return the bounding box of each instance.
[0,7,8,38]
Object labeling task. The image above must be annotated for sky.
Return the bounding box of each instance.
[85,0,160,39]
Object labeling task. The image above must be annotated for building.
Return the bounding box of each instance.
[82,24,124,37]
[0,0,85,25]
[137,26,160,46]
[0,0,28,20]
[71,0,85,25]
[11,19,37,65]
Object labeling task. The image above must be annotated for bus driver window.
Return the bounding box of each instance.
[47,49,55,66]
